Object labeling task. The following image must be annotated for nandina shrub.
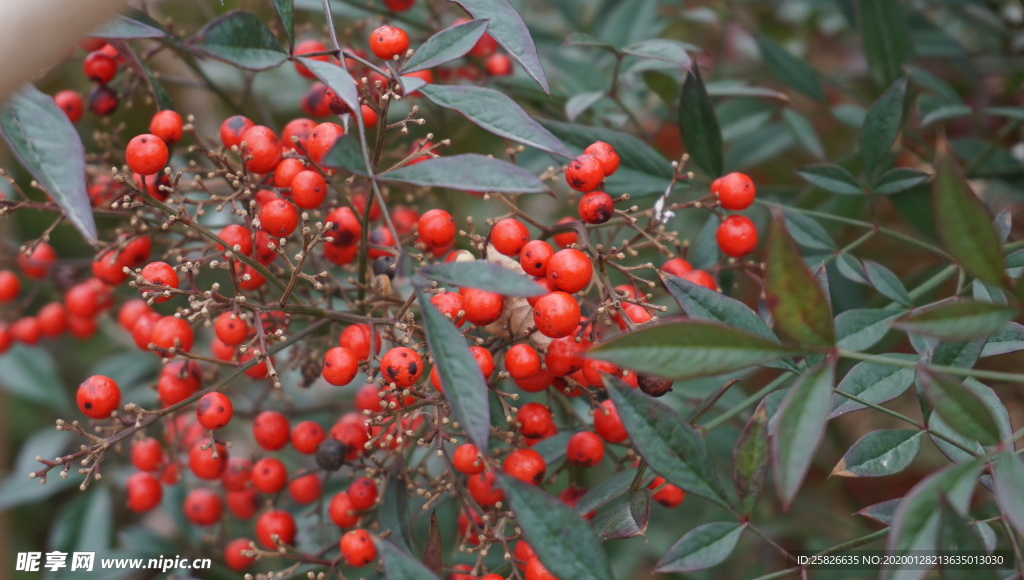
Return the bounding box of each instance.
[2,1,1024,579]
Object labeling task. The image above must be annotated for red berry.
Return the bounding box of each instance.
[149,110,184,145]
[77,375,120,419]
[583,141,620,176]
[348,477,378,510]
[260,199,299,237]
[132,437,163,471]
[329,491,360,527]
[221,458,252,491]
[552,217,578,248]
[546,249,592,294]
[294,39,330,78]
[126,471,163,512]
[459,286,505,326]
[649,476,686,507]
[273,157,306,188]
[224,538,256,571]
[290,170,328,209]
[325,206,362,246]
[716,215,758,258]
[256,509,297,548]
[288,473,323,504]
[37,302,67,338]
[517,402,553,438]
[453,443,485,475]
[417,209,455,248]
[87,85,119,116]
[196,392,233,430]
[158,360,202,406]
[578,190,615,224]
[188,439,228,480]
[307,122,344,165]
[520,240,554,276]
[17,243,56,279]
[380,347,423,388]
[714,171,756,210]
[139,261,179,303]
[680,269,717,290]
[126,134,169,176]
[485,53,513,76]
[323,346,360,386]
[253,410,292,450]
[503,448,546,485]
[220,115,255,149]
[369,25,410,60]
[150,315,194,355]
[593,400,628,443]
[430,291,465,325]
[184,487,223,526]
[490,218,530,256]
[533,291,580,338]
[0,270,20,301]
[214,312,249,346]
[467,470,504,506]
[660,258,693,278]
[567,431,605,467]
[339,323,380,361]
[11,317,41,345]
[302,83,333,117]
[565,154,604,192]
[505,344,542,380]
[252,457,288,494]
[241,126,282,174]
[282,118,317,152]
[292,420,326,454]
[340,528,378,567]
[83,50,117,83]
[361,104,379,127]
[525,557,558,580]
[227,488,260,519]
[54,90,83,123]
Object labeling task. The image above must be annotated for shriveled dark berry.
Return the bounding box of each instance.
[373,255,396,279]
[315,438,348,471]
[637,373,674,397]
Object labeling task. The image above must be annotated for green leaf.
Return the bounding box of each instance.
[981,322,1024,357]
[916,368,1002,446]
[928,378,1011,463]
[830,356,916,418]
[861,77,908,181]
[937,496,997,580]
[540,120,673,196]
[857,0,912,87]
[783,209,837,251]
[755,35,825,102]
[705,81,790,102]
[378,465,413,552]
[984,106,1024,121]
[0,345,73,412]
[661,274,776,341]
[654,522,747,573]
[405,19,488,73]
[894,299,1016,342]
[499,473,613,580]
[733,405,769,514]
[588,321,801,380]
[418,290,491,451]
[528,431,572,467]
[872,167,931,195]
[642,71,678,106]
[419,261,546,297]
[92,14,167,38]
[272,0,294,50]
[420,85,570,157]
[449,0,549,93]
[678,66,724,177]
[917,94,971,127]
[0,85,95,242]
[0,429,75,509]
[565,90,605,122]
[933,140,1006,287]
[592,490,651,540]
[782,109,825,159]
[321,135,367,176]
[884,460,983,580]
[376,536,441,580]
[835,308,902,351]
[857,498,901,525]
[382,154,548,194]
[564,32,618,52]
[771,357,836,509]
[622,39,692,68]
[993,452,1024,539]
[606,378,731,509]
[831,429,923,478]
[765,214,835,347]
[193,10,287,71]
[575,468,654,515]
[796,164,862,195]
[298,58,360,120]
[863,260,912,306]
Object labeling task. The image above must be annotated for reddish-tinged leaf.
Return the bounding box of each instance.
[765,213,835,346]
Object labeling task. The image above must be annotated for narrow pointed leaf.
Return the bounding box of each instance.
[378,464,413,551]
[894,300,1016,341]
[606,378,731,509]
[575,468,654,515]
[418,290,491,451]
[592,490,650,540]
[858,0,912,87]
[936,496,997,580]
[678,66,723,177]
[928,377,1011,463]
[376,536,441,580]
[193,11,287,71]
[0,85,95,242]
[864,260,912,306]
[830,356,916,418]
[499,474,613,580]
[861,77,908,180]
[857,498,901,525]
[835,308,902,351]
[448,0,549,93]
[873,167,931,195]
[981,322,1024,357]
[884,460,983,580]
[756,35,825,102]
[772,358,836,508]
[419,261,546,297]
[916,368,1002,446]
[299,58,360,119]
[661,274,776,340]
[934,139,1006,286]
[321,135,367,176]
[832,429,923,478]
[419,85,569,157]
[565,91,605,122]
[588,321,801,380]
[733,405,769,514]
[382,154,548,194]
[622,39,693,68]
[272,0,294,49]
[765,214,835,346]
[405,20,488,72]
[797,164,862,195]
[422,512,442,575]
[993,452,1024,539]
[655,522,747,573]
[783,210,836,251]
[92,14,167,39]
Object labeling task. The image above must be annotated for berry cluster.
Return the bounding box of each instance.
[6,5,765,579]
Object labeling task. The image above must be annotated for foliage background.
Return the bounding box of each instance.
[1,0,1023,578]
